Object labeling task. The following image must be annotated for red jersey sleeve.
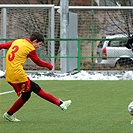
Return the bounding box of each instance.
[27,50,53,70]
[0,41,13,50]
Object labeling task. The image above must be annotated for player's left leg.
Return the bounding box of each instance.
[3,80,32,122]
[7,91,31,114]
[3,92,31,122]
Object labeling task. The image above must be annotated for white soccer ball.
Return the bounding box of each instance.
[128,101,133,116]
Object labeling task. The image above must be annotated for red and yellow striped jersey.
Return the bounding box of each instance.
[6,39,35,83]
[0,38,53,83]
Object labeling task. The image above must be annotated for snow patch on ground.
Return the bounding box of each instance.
[28,70,132,80]
[0,70,132,80]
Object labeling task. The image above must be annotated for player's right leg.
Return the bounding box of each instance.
[59,100,72,110]
[30,80,72,110]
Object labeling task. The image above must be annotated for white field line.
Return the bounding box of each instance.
[0,90,15,95]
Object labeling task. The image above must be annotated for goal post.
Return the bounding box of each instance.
[0,4,55,71]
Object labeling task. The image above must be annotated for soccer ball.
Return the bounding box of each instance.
[128,101,133,116]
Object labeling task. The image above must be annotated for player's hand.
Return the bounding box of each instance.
[47,63,53,70]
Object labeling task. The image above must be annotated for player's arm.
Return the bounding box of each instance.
[0,41,13,50]
[27,50,53,70]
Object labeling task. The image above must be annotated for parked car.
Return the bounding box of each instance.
[95,34,133,68]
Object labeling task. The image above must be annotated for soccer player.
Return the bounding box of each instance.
[0,32,71,122]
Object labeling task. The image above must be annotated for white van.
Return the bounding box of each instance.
[95,34,133,68]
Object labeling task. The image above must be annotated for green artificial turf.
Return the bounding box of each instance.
[0,80,133,133]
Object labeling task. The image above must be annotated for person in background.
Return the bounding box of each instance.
[125,35,133,50]
[0,32,71,122]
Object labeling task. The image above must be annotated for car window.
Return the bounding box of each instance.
[97,41,104,48]
[108,39,127,47]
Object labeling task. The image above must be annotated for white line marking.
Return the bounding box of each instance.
[0,90,15,95]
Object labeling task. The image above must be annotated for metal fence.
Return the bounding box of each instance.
[0,37,132,72]
[0,6,133,72]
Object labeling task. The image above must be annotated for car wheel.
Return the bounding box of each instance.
[115,58,133,68]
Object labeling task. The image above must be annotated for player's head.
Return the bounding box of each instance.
[30,32,44,48]
[30,32,44,43]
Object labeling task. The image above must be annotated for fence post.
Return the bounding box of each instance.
[1,8,7,71]
[78,39,81,72]
[60,0,69,73]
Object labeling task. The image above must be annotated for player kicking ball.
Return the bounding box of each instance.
[0,32,71,122]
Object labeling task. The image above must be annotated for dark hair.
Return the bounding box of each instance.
[29,32,44,43]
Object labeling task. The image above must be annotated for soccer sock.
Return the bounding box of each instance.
[7,97,26,115]
[37,88,61,106]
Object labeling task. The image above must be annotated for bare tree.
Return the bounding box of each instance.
[101,0,133,37]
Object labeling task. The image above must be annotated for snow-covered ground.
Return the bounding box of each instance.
[0,70,132,80]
